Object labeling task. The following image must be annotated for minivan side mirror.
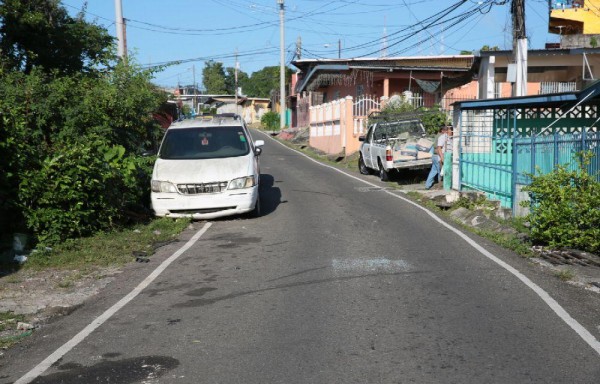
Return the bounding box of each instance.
[358,136,366,142]
[254,140,264,155]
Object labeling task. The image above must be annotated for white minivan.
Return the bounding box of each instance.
[151,115,264,219]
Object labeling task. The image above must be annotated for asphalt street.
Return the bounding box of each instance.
[2,130,600,383]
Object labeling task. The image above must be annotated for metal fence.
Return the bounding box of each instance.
[458,105,600,215]
[539,82,578,94]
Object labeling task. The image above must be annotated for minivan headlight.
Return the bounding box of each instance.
[228,176,255,190]
[151,180,178,193]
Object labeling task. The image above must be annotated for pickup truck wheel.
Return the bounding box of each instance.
[378,161,389,181]
[358,155,371,175]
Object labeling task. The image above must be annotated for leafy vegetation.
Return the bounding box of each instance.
[373,100,449,136]
[202,62,292,98]
[0,0,170,248]
[202,60,227,94]
[522,152,600,254]
[261,111,280,131]
[242,66,293,98]
[0,0,113,74]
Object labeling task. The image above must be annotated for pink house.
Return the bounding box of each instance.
[290,49,600,156]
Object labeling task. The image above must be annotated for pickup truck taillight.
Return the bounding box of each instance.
[385,146,393,162]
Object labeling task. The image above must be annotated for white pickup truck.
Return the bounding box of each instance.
[358,117,434,181]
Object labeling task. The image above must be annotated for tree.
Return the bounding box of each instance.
[202,60,227,94]
[1,60,167,243]
[481,45,500,51]
[244,66,293,98]
[224,67,249,95]
[0,0,113,74]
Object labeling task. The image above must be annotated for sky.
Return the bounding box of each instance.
[63,0,555,88]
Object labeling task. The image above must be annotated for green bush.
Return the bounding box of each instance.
[522,152,600,254]
[420,106,449,135]
[374,102,448,136]
[261,111,280,131]
[0,62,166,245]
[18,136,140,245]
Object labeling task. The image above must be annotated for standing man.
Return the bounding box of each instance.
[425,125,448,190]
[443,125,453,190]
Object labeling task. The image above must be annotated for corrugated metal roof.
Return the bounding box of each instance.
[293,56,474,71]
[293,57,475,93]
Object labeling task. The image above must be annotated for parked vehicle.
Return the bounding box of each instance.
[358,113,434,181]
[151,114,264,219]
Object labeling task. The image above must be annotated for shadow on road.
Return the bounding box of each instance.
[258,173,282,216]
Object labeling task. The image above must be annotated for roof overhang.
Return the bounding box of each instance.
[293,56,475,93]
[295,64,349,93]
[458,80,600,110]
[477,47,600,58]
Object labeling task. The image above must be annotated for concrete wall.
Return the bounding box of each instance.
[309,97,357,155]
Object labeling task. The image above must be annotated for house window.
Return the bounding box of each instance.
[311,92,324,105]
[494,82,503,99]
[356,85,364,98]
[333,90,340,100]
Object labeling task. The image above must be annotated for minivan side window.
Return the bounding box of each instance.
[159,126,250,160]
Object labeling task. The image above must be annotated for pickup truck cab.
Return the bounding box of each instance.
[358,116,433,181]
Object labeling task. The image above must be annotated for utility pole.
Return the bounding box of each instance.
[235,49,239,116]
[114,0,126,60]
[296,36,302,60]
[192,64,197,115]
[512,0,527,96]
[381,16,388,58]
[278,0,286,130]
[122,18,128,62]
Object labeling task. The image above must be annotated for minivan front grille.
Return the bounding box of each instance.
[177,182,228,195]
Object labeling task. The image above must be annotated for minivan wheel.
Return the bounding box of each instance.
[250,194,261,218]
[359,155,371,175]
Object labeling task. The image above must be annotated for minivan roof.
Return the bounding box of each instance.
[168,115,245,130]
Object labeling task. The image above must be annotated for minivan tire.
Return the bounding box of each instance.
[250,194,261,218]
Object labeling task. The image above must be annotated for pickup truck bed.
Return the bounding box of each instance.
[358,118,434,180]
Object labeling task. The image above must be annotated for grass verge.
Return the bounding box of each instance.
[21,217,191,270]
[406,191,533,258]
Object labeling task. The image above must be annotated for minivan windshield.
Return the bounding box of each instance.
[159,126,250,159]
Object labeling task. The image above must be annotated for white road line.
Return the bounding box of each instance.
[15,222,213,384]
[259,130,600,357]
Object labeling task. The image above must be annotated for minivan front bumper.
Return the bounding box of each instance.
[151,186,258,219]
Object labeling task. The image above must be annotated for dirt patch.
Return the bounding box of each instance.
[0,267,121,344]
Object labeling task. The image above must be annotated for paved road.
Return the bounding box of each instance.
[3,130,600,383]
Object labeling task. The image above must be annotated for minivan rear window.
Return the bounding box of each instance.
[159,126,250,159]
